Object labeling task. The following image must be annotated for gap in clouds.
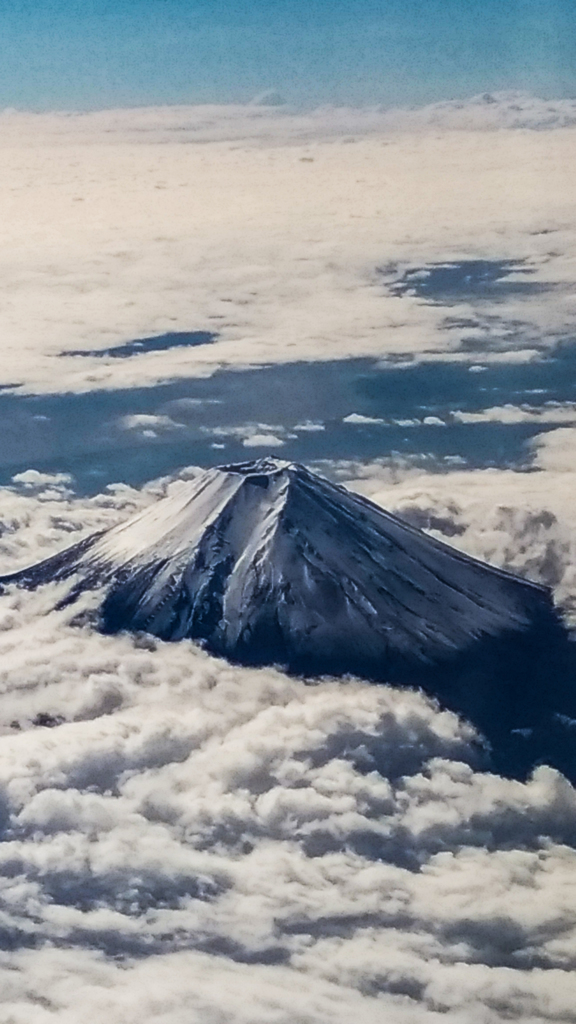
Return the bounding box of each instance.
[0,343,575,493]
[62,330,218,359]
[382,257,554,303]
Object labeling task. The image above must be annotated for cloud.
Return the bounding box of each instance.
[293,421,325,432]
[119,414,186,434]
[199,424,295,448]
[342,413,385,425]
[1,89,576,1021]
[11,470,74,490]
[453,404,576,425]
[531,426,576,473]
[337,436,576,623]
[242,433,285,448]
[0,468,574,1020]
[1,96,576,397]
[4,92,576,146]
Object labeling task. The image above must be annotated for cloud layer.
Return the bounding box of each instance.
[1,95,576,396]
[0,459,574,1022]
[1,90,576,1021]
[340,425,576,624]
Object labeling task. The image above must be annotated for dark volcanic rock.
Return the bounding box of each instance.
[1,458,574,778]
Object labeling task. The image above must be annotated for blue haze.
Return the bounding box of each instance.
[1,0,575,110]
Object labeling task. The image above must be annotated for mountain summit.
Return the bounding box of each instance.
[1,458,555,648]
[0,457,556,660]
[3,458,575,778]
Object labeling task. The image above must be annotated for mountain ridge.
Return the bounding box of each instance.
[0,457,554,658]
[2,457,575,779]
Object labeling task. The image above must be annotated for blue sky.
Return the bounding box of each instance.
[1,0,575,110]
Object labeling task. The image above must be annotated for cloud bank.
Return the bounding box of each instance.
[340,425,576,624]
[1,94,576,396]
[0,456,574,1022]
[1,88,576,1021]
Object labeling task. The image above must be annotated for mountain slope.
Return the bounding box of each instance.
[0,458,554,660]
[3,458,575,777]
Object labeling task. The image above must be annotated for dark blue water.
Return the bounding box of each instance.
[382,259,550,304]
[63,331,217,359]
[1,340,575,494]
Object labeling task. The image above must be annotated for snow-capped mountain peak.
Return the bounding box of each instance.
[0,458,555,680]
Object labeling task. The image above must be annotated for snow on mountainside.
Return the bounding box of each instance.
[2,458,575,778]
[0,458,555,663]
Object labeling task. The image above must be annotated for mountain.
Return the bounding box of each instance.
[0,457,553,661]
[1,458,574,777]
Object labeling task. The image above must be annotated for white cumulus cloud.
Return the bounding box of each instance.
[0,462,573,1021]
